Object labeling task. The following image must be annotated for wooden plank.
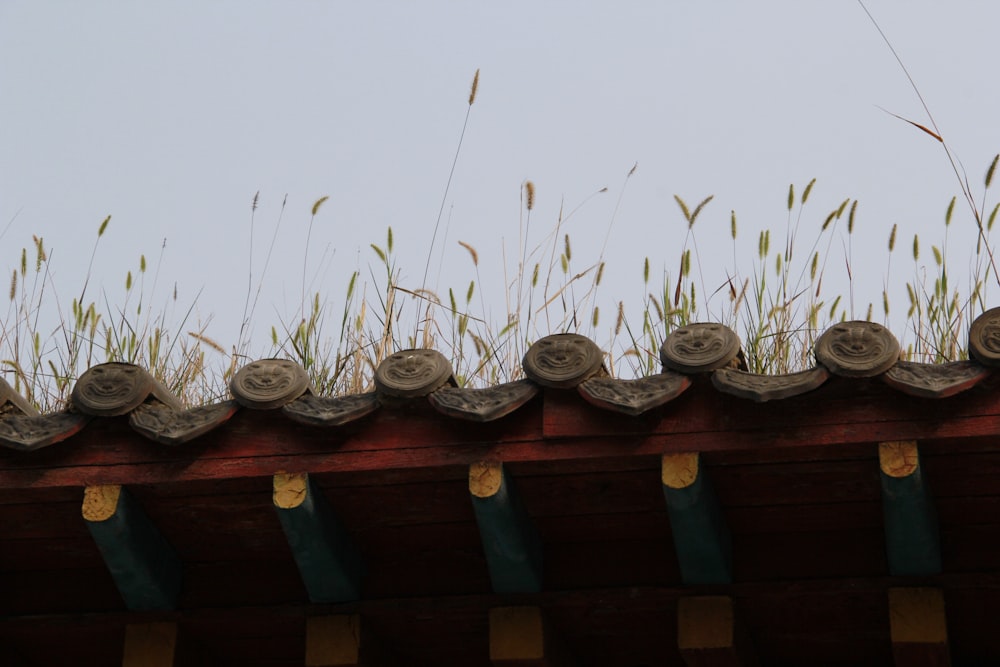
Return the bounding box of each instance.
[677,596,756,667]
[880,442,941,575]
[273,472,363,603]
[489,606,572,666]
[470,461,543,593]
[7,380,1000,491]
[889,588,952,667]
[82,485,181,610]
[306,615,360,667]
[122,622,177,667]
[662,453,731,584]
[305,614,395,667]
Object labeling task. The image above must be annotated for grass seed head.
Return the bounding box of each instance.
[468,68,480,106]
[888,224,897,252]
[458,240,479,266]
[802,178,816,204]
[311,195,329,216]
[986,153,998,189]
[524,181,535,211]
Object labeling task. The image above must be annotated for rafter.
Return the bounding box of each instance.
[82,484,181,610]
[273,472,363,603]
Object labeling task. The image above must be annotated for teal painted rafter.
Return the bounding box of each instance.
[83,485,182,611]
[879,441,941,576]
[470,461,543,593]
[273,472,363,603]
[661,453,732,585]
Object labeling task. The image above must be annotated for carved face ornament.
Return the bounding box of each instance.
[375,349,453,397]
[231,359,310,408]
[815,321,899,377]
[72,363,154,416]
[660,323,741,373]
[522,333,603,388]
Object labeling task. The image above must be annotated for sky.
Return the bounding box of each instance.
[2,2,1000,380]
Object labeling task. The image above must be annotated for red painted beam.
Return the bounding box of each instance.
[2,380,1000,490]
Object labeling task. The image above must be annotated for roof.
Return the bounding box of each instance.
[2,313,1000,665]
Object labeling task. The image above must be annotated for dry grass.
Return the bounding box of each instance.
[3,62,998,411]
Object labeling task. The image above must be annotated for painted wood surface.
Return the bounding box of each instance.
[677,596,756,667]
[879,441,942,575]
[3,376,1000,663]
[889,587,952,667]
[470,461,543,593]
[662,453,732,584]
[305,614,393,666]
[4,379,1000,489]
[82,484,182,610]
[122,622,177,667]
[489,606,572,666]
[273,472,363,603]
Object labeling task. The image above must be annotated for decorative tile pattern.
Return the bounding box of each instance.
[429,380,538,421]
[72,363,180,416]
[130,400,240,445]
[712,366,829,402]
[882,360,991,399]
[282,393,380,426]
[0,316,996,452]
[522,333,604,388]
[969,306,1000,367]
[660,323,742,373]
[579,372,691,415]
[231,359,312,409]
[814,321,900,377]
[374,349,454,398]
[0,412,89,451]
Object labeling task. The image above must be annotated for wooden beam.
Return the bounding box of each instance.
[82,485,181,610]
[470,461,543,593]
[677,596,756,667]
[273,472,363,603]
[122,622,177,667]
[305,615,391,666]
[879,441,941,575]
[489,606,572,666]
[662,453,732,584]
[888,588,952,667]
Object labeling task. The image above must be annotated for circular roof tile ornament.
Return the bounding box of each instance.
[660,323,741,373]
[72,362,155,416]
[522,333,604,388]
[374,349,454,398]
[815,320,900,377]
[969,306,1000,367]
[231,359,311,409]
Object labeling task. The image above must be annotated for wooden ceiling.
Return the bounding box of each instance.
[3,369,1000,665]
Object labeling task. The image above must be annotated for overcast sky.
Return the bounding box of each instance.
[3,2,999,377]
